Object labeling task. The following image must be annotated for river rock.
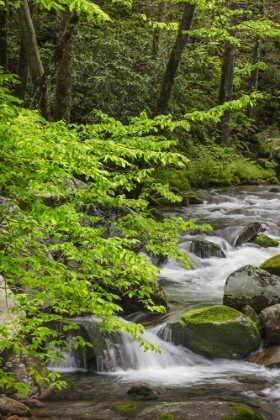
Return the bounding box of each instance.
[249,234,279,248]
[241,305,263,334]
[223,265,280,313]
[127,382,160,400]
[260,254,280,276]
[234,222,262,247]
[247,346,280,368]
[260,304,280,346]
[0,397,31,416]
[134,401,265,420]
[189,239,226,259]
[0,340,47,398]
[169,305,260,360]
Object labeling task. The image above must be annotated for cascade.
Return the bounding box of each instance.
[47,185,280,416]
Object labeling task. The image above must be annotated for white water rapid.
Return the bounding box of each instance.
[48,185,280,417]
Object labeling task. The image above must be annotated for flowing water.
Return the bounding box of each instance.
[37,185,280,420]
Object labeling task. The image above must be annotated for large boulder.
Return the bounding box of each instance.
[234,222,262,247]
[247,346,280,368]
[260,254,280,277]
[260,304,280,346]
[169,305,260,360]
[223,265,280,313]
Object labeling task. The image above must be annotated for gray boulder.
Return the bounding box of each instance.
[223,265,280,313]
[260,304,280,346]
[169,305,260,360]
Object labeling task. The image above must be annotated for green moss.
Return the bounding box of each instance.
[181,305,240,324]
[222,403,264,420]
[176,306,260,359]
[109,404,138,416]
[270,176,280,184]
[159,414,182,420]
[260,254,280,276]
[186,194,203,205]
[251,234,279,248]
[152,169,191,193]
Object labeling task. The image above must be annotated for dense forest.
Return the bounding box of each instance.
[1,0,280,394]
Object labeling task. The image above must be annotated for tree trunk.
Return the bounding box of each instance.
[53,9,78,123]
[16,0,51,120]
[0,7,8,73]
[247,38,261,119]
[152,1,168,59]
[217,40,235,146]
[155,2,195,116]
[14,38,29,100]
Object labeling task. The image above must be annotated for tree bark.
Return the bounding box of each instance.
[0,7,8,73]
[53,9,78,123]
[14,38,29,100]
[152,1,168,59]
[155,2,195,116]
[217,40,235,145]
[16,0,51,120]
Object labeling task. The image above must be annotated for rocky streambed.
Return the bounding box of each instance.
[2,185,280,420]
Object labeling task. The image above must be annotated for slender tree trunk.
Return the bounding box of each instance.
[152,1,168,59]
[155,2,195,116]
[0,7,8,73]
[16,0,51,120]
[248,37,261,119]
[14,38,29,100]
[53,9,78,123]
[217,40,235,145]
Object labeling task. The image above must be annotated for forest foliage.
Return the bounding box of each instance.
[1,0,280,394]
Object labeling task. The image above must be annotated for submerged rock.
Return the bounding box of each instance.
[234,222,262,247]
[127,382,160,400]
[169,305,260,360]
[189,238,226,259]
[247,346,280,368]
[223,265,280,313]
[260,304,280,346]
[260,254,280,277]
[134,401,265,420]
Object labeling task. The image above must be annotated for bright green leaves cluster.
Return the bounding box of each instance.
[0,69,207,393]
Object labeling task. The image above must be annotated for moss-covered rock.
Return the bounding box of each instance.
[185,193,203,205]
[250,234,279,248]
[169,305,260,360]
[110,403,138,416]
[222,403,264,420]
[260,254,280,276]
